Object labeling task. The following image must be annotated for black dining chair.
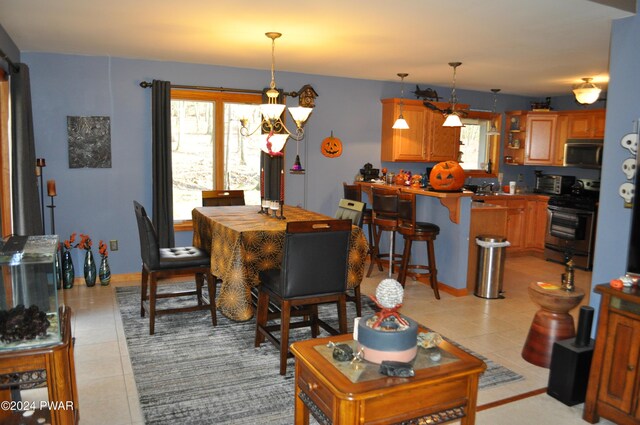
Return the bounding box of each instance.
[202,190,246,206]
[254,219,352,375]
[133,201,217,334]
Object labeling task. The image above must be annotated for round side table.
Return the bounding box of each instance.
[521,282,584,368]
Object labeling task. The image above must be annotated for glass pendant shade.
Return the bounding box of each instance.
[259,103,286,120]
[288,106,313,125]
[573,78,601,105]
[393,116,409,129]
[259,133,288,154]
[443,113,463,127]
[486,88,500,135]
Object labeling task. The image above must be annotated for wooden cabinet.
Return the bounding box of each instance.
[567,110,606,139]
[554,114,569,166]
[524,113,557,165]
[481,198,526,250]
[381,98,462,162]
[524,198,549,249]
[584,284,640,425]
[504,111,527,165]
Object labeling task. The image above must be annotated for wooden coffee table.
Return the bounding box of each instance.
[290,330,486,425]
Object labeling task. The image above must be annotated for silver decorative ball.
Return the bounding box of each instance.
[375,279,404,308]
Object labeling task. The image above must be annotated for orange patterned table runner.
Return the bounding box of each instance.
[192,205,368,321]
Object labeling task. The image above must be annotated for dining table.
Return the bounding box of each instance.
[192,205,369,321]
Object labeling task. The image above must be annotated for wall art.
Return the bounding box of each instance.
[67,116,112,168]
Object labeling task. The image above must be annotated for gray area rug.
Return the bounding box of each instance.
[116,282,523,424]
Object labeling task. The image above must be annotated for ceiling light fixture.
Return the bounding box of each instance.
[573,77,602,105]
[392,73,410,130]
[487,88,501,136]
[442,62,463,128]
[240,32,313,156]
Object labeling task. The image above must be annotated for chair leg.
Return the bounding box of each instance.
[367,224,384,277]
[205,272,217,326]
[310,305,320,338]
[254,289,269,347]
[149,274,158,335]
[427,240,440,300]
[280,300,292,375]
[338,296,348,334]
[398,237,413,287]
[140,267,148,317]
[195,272,204,306]
[366,222,375,267]
[353,285,362,317]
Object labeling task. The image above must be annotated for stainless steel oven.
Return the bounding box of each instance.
[544,179,599,270]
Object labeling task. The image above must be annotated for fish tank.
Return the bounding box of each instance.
[0,235,61,350]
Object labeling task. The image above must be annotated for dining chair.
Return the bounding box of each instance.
[397,192,441,299]
[367,186,403,277]
[202,190,245,206]
[254,219,352,375]
[334,198,365,316]
[133,201,217,334]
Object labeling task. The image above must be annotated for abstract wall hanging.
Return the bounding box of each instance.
[67,116,112,168]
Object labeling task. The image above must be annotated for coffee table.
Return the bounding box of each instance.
[290,330,486,425]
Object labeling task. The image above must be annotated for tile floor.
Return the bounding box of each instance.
[22,255,613,424]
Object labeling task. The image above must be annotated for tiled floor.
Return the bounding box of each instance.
[23,255,613,424]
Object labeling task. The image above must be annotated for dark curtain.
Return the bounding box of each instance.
[151,80,175,248]
[10,63,43,236]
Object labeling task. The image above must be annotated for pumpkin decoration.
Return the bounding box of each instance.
[321,132,343,158]
[429,160,465,191]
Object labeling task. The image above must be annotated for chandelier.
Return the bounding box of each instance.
[573,77,601,105]
[442,62,464,128]
[240,32,313,156]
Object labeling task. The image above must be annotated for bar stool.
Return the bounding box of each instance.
[343,183,375,266]
[397,192,441,299]
[367,186,403,277]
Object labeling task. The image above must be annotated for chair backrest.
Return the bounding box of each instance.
[334,199,365,227]
[343,182,362,202]
[397,191,417,229]
[202,190,246,206]
[133,201,161,269]
[280,220,351,299]
[371,186,399,224]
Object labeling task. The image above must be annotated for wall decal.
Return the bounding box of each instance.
[67,116,112,168]
[620,126,638,208]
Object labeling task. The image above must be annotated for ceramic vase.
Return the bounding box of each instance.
[99,256,111,286]
[62,250,75,289]
[84,250,97,287]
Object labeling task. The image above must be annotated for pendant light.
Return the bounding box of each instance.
[573,77,601,105]
[392,73,410,129]
[487,88,501,136]
[442,62,463,128]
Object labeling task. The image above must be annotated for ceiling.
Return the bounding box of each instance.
[0,0,635,97]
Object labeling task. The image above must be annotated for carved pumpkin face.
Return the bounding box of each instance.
[429,161,465,191]
[321,136,343,158]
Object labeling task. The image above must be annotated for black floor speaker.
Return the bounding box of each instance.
[547,306,595,406]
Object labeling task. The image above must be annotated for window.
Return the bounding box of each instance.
[458,111,501,177]
[170,90,262,223]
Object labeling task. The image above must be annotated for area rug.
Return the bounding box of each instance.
[116,282,523,424]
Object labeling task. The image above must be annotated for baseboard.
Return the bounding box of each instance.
[415,275,468,297]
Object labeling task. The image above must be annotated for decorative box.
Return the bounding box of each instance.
[0,235,61,350]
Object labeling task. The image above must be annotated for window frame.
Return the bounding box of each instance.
[170,89,262,231]
[461,110,501,178]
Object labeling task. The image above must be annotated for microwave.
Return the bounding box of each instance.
[563,139,603,169]
[535,174,576,195]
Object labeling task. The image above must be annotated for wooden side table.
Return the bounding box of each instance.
[522,282,584,368]
[290,330,486,425]
[0,306,78,424]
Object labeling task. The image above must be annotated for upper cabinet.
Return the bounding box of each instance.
[524,113,557,165]
[381,98,463,162]
[566,110,606,139]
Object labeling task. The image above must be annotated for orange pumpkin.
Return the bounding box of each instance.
[429,161,465,191]
[321,135,343,158]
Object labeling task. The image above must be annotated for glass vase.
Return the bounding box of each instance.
[99,256,111,286]
[84,250,97,287]
[54,247,62,290]
[62,250,75,289]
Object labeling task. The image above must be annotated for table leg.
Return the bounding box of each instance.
[461,374,480,424]
[294,384,310,425]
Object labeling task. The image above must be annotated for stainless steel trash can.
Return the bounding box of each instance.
[474,235,510,299]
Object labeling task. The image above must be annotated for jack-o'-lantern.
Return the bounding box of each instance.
[429,161,465,191]
[321,134,343,158]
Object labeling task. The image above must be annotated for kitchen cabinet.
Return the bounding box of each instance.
[554,114,569,166]
[584,284,640,425]
[524,198,549,249]
[480,198,525,250]
[524,113,557,165]
[567,110,606,139]
[380,98,463,162]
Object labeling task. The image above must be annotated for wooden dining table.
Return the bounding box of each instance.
[192,205,369,321]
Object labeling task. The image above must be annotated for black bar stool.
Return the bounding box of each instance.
[397,192,441,299]
[343,183,375,266]
[367,186,403,277]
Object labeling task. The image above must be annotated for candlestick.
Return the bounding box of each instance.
[46,196,56,235]
[35,166,41,176]
[47,180,57,197]
[36,158,46,167]
[36,158,46,233]
[280,169,284,203]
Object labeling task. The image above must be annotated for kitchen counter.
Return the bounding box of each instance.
[472,193,550,202]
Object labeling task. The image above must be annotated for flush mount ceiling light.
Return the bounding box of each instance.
[392,73,410,130]
[573,77,602,105]
[487,88,501,136]
[442,62,463,128]
[240,32,313,156]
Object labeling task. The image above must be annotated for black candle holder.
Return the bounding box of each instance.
[46,195,56,235]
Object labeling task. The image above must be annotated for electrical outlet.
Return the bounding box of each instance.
[109,240,118,251]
